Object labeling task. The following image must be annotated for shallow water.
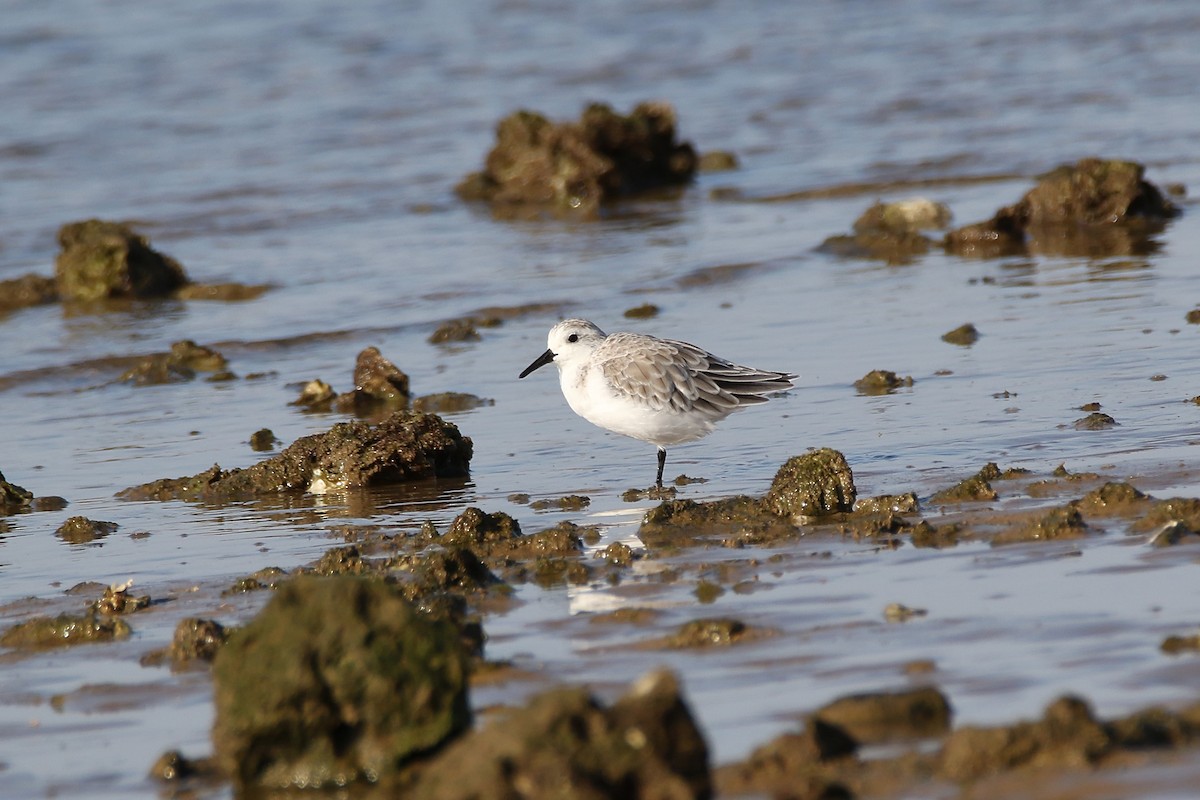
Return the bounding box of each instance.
[4,0,1200,796]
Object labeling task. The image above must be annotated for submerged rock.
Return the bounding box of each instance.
[669,618,748,648]
[992,505,1089,546]
[1,610,131,649]
[55,515,118,544]
[92,580,150,614]
[929,463,1001,504]
[764,449,857,517]
[119,340,228,385]
[853,369,913,395]
[456,101,697,217]
[118,411,472,502]
[55,219,190,302]
[290,378,336,410]
[428,318,481,344]
[820,198,951,264]
[945,158,1179,258]
[212,576,471,789]
[410,669,711,799]
[1074,411,1119,430]
[0,273,58,312]
[940,322,979,346]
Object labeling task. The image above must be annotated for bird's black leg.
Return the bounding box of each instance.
[656,447,666,489]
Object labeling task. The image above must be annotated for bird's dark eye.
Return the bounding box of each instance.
[567,333,579,343]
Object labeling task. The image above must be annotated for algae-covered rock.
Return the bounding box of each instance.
[669,618,747,648]
[441,507,522,549]
[142,617,230,668]
[639,496,794,547]
[993,506,1089,546]
[930,463,1001,504]
[0,273,58,312]
[212,576,471,788]
[428,318,481,344]
[941,323,979,346]
[92,580,150,614]
[938,695,1110,781]
[119,340,228,385]
[119,411,472,502]
[248,428,278,452]
[764,449,856,517]
[815,687,952,744]
[410,669,710,799]
[0,471,34,515]
[1071,481,1150,517]
[334,346,410,413]
[1074,411,1119,430]
[853,369,914,395]
[714,717,856,800]
[1,610,131,649]
[55,219,190,301]
[55,515,118,544]
[819,198,949,265]
[290,378,336,410]
[456,101,697,217]
[945,158,1179,259]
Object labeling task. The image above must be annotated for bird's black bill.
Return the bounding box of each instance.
[518,348,555,379]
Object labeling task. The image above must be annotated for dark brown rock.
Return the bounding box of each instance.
[119,411,472,502]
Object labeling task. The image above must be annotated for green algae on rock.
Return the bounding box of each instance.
[55,219,190,302]
[1,610,131,649]
[409,669,710,800]
[118,411,472,502]
[456,102,697,218]
[212,576,471,789]
[764,449,857,518]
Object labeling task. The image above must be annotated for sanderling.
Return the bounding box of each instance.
[519,318,796,488]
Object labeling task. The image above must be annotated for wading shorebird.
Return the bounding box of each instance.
[519,318,796,488]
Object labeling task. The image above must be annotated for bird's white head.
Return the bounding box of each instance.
[518,318,606,378]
